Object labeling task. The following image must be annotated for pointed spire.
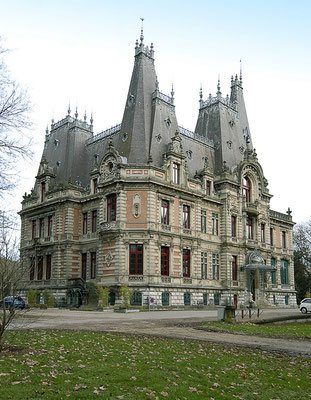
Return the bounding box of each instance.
[217,76,222,100]
[199,85,203,108]
[239,59,243,87]
[140,18,144,45]
[171,83,175,104]
[84,109,87,122]
[90,112,94,131]
[45,125,49,135]
[75,106,78,120]
[67,102,71,116]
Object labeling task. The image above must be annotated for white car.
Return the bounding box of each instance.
[300,298,311,314]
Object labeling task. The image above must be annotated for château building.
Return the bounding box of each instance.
[19,30,296,308]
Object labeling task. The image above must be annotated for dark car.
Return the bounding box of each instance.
[0,296,25,309]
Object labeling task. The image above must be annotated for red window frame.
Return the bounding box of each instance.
[47,216,53,237]
[41,182,46,202]
[206,180,211,195]
[161,246,169,276]
[270,227,274,246]
[232,255,238,281]
[183,205,190,229]
[46,254,51,280]
[30,258,35,281]
[90,252,96,279]
[183,249,190,277]
[81,253,87,280]
[129,244,143,275]
[173,163,180,184]
[231,216,237,237]
[161,200,169,225]
[37,256,43,280]
[242,177,251,203]
[83,212,88,234]
[107,194,116,222]
[246,217,253,239]
[261,223,265,242]
[32,220,36,239]
[92,210,97,233]
[282,231,286,248]
[39,218,45,238]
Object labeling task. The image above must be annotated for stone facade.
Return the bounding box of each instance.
[19,31,295,308]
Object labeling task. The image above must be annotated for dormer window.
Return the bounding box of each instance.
[172,163,180,184]
[92,178,98,194]
[206,180,211,195]
[242,176,251,203]
[41,182,46,202]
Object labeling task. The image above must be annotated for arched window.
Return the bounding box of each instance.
[242,176,251,203]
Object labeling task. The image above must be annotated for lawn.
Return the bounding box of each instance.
[0,330,310,399]
[202,322,311,339]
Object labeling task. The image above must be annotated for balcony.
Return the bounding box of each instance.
[100,221,120,232]
[243,202,259,216]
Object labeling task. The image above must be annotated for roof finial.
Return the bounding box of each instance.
[45,125,49,135]
[140,18,144,45]
[239,59,243,87]
[90,112,94,127]
[199,85,203,107]
[75,105,78,120]
[171,83,174,99]
[67,102,71,116]
[84,109,87,122]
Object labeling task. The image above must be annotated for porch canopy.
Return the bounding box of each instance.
[241,249,276,271]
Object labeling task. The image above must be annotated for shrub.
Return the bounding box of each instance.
[42,289,55,307]
[27,289,37,307]
[120,286,133,308]
[98,286,110,307]
[87,282,100,306]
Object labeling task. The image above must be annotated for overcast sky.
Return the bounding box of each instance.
[1,0,311,223]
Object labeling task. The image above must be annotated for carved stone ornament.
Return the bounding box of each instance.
[105,251,113,267]
[127,93,135,107]
[132,194,141,218]
[165,116,171,128]
[100,155,116,179]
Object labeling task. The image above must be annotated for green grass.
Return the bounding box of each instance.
[0,330,310,399]
[203,322,311,339]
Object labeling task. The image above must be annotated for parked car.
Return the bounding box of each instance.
[300,298,311,314]
[0,296,25,309]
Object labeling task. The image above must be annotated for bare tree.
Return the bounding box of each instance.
[0,211,29,350]
[0,38,32,195]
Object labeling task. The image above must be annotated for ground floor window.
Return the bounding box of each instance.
[30,257,35,281]
[82,253,87,280]
[37,256,43,281]
[214,293,220,305]
[109,291,116,306]
[129,244,143,275]
[285,295,289,305]
[46,255,52,280]
[161,246,169,276]
[183,249,190,277]
[131,291,142,306]
[280,259,289,284]
[271,257,277,284]
[212,253,219,280]
[162,292,169,306]
[203,293,208,305]
[184,292,191,305]
[90,252,96,279]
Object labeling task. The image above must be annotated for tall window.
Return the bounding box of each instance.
[90,252,96,279]
[206,180,211,195]
[92,178,98,194]
[261,223,265,243]
[161,246,169,276]
[81,253,87,280]
[161,200,169,225]
[30,258,35,281]
[232,255,238,281]
[47,216,53,237]
[32,220,36,239]
[183,205,190,229]
[246,217,253,239]
[39,218,45,238]
[201,210,207,233]
[212,213,219,235]
[41,181,46,202]
[212,253,219,280]
[46,255,52,280]
[242,176,251,203]
[282,231,286,248]
[172,163,180,184]
[270,227,274,246]
[271,257,276,284]
[183,249,190,277]
[201,252,208,279]
[83,212,88,234]
[92,210,97,233]
[231,216,237,237]
[107,194,116,222]
[280,259,289,284]
[37,256,43,280]
[129,244,143,275]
